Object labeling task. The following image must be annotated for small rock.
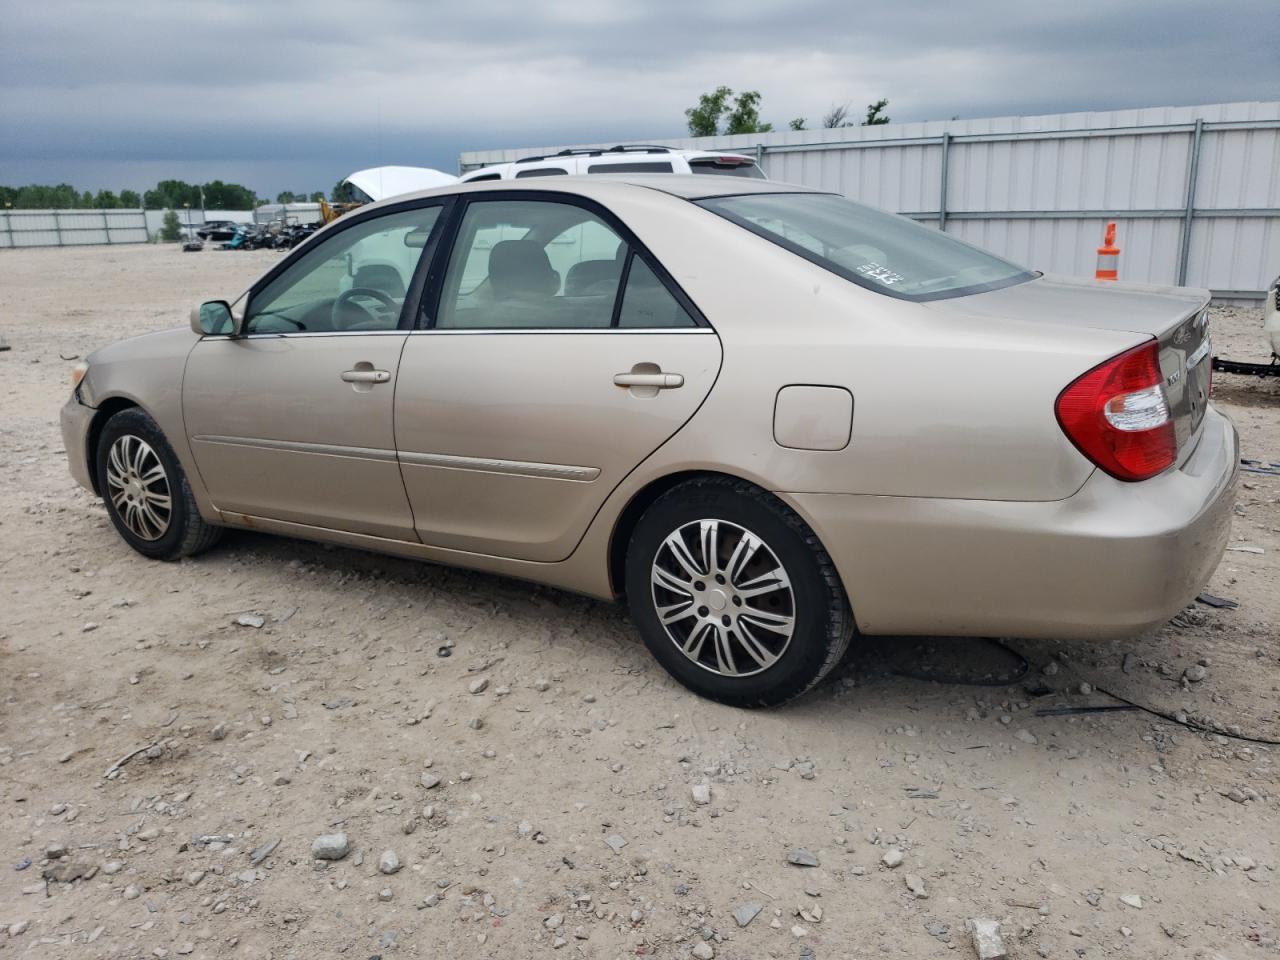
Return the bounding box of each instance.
[692,942,715,959]
[881,848,904,868]
[604,834,627,854]
[787,847,820,867]
[249,838,280,866]
[123,883,142,900]
[235,614,265,629]
[1184,664,1207,683]
[210,723,227,741]
[1119,894,1142,909]
[1078,681,1093,695]
[185,869,206,887]
[966,918,1007,960]
[1014,729,1038,745]
[311,833,349,861]
[468,677,489,695]
[904,873,928,898]
[534,678,551,691]
[8,920,29,937]
[421,773,441,789]
[1042,661,1059,676]
[734,902,763,927]
[691,784,711,806]
[378,887,393,902]
[378,850,401,875]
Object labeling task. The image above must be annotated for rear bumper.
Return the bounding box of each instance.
[61,393,96,493]
[783,405,1239,640]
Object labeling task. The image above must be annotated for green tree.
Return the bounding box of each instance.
[158,209,184,242]
[686,86,774,136]
[685,85,734,137]
[331,179,356,203]
[119,189,141,208]
[863,98,890,125]
[93,190,120,209]
[276,191,297,204]
[0,185,16,207]
[724,90,772,134]
[202,180,256,209]
[789,118,807,131]
[309,191,325,202]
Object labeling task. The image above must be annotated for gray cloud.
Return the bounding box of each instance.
[1,0,1275,195]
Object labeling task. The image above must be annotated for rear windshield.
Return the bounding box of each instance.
[689,158,765,179]
[697,192,1035,301]
[587,161,674,174]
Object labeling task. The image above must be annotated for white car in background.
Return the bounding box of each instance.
[343,166,459,202]
[459,145,765,181]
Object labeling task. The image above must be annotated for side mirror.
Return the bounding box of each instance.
[191,300,236,336]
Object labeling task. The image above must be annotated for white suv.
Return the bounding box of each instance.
[459,145,765,182]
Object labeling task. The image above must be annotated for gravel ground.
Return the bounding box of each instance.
[1,244,1277,959]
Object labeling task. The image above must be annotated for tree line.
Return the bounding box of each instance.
[0,179,337,210]
[686,86,891,136]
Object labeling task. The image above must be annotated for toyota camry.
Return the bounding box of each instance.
[62,176,1237,706]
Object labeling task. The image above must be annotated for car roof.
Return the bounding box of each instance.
[365,174,818,212]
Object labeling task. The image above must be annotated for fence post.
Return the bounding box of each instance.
[54,210,64,246]
[938,132,951,231]
[103,208,111,245]
[1176,118,1204,286]
[2,209,11,249]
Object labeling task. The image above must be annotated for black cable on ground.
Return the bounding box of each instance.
[1087,683,1280,747]
[889,637,1280,746]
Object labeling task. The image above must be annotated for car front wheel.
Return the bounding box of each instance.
[95,408,222,561]
[624,477,853,707]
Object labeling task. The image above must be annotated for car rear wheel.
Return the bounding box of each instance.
[624,477,853,707]
[95,408,222,561]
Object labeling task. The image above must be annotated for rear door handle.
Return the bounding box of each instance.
[613,372,684,389]
[341,369,391,384]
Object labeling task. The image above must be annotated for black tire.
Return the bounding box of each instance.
[624,476,853,707]
[95,408,222,561]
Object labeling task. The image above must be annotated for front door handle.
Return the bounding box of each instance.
[341,369,391,384]
[613,372,684,389]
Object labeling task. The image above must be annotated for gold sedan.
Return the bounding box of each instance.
[62,176,1237,706]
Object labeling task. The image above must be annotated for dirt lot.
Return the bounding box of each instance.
[1,244,1277,959]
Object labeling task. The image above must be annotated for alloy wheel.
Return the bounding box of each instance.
[105,435,172,541]
[650,518,796,677]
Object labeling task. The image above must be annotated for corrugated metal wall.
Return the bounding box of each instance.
[0,209,149,247]
[461,101,1280,300]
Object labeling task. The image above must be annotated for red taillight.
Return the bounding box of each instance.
[1055,340,1176,482]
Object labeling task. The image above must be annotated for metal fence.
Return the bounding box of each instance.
[461,101,1280,302]
[0,209,150,247]
[0,206,321,248]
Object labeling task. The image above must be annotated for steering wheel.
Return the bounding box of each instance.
[332,287,398,327]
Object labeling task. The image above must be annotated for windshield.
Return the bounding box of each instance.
[697,192,1035,301]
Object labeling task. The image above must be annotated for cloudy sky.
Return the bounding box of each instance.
[1,0,1275,196]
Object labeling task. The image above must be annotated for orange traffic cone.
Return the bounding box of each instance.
[1095,222,1120,281]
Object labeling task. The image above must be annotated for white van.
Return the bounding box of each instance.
[459,145,765,182]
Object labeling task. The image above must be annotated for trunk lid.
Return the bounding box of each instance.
[928,273,1213,459]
